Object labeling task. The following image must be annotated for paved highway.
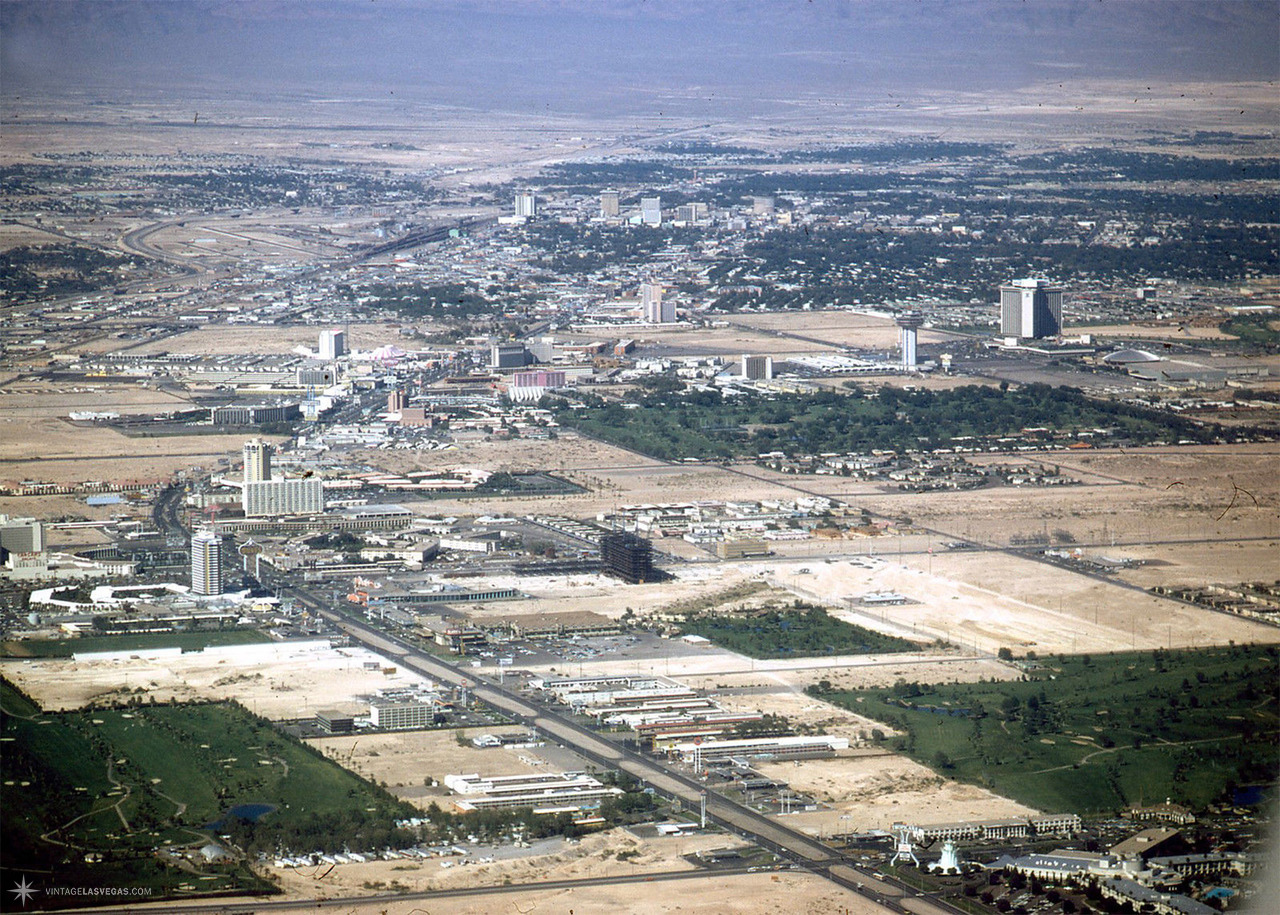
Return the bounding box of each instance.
[67,865,761,915]
[261,569,960,915]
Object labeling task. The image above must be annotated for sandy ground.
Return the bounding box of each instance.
[472,543,1278,664]
[609,323,836,359]
[676,658,1019,695]
[368,432,812,519]
[0,641,423,717]
[763,556,1280,656]
[619,309,964,361]
[1083,323,1235,341]
[0,423,277,487]
[0,221,71,249]
[720,444,1280,593]
[460,566,767,626]
[758,751,1038,835]
[0,377,295,485]
[725,311,961,350]
[125,322,429,357]
[312,726,548,797]
[709,688,901,744]
[262,866,879,915]
[0,382,196,413]
[269,827,754,898]
[0,494,145,527]
[378,440,1280,609]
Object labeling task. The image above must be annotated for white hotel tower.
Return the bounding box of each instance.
[243,438,272,484]
[190,530,221,596]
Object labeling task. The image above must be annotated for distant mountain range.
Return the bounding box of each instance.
[2,0,1276,116]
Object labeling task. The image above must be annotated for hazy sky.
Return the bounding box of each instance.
[2,1,1277,115]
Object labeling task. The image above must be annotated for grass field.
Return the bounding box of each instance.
[0,678,415,908]
[813,646,1279,814]
[1,629,272,658]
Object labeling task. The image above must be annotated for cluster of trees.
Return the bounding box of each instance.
[677,603,918,659]
[305,531,365,550]
[1009,149,1277,184]
[526,222,703,275]
[534,160,695,189]
[555,383,1238,462]
[1219,312,1280,352]
[1,243,137,303]
[701,201,1276,311]
[0,162,100,196]
[224,807,415,856]
[355,281,494,318]
[818,645,1279,811]
[766,141,1007,165]
[2,160,437,218]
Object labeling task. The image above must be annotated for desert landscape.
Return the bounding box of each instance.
[3,4,1278,912]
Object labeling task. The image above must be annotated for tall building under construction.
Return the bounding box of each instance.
[599,532,654,584]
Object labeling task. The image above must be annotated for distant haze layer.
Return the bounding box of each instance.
[2,0,1278,117]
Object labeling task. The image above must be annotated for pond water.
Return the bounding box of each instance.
[206,802,276,830]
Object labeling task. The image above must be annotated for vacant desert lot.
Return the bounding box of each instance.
[725,310,961,350]
[0,379,289,484]
[265,863,878,914]
[1,640,423,717]
[125,321,424,356]
[723,443,1279,590]
[312,726,545,797]
[769,555,1280,655]
[758,750,1039,835]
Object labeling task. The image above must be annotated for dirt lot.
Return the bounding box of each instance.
[369,431,810,518]
[126,321,424,356]
[0,494,145,529]
[724,444,1279,594]
[0,221,69,249]
[1,641,423,717]
[623,321,834,358]
[378,439,1278,611]
[768,555,1280,656]
[681,658,1019,695]
[1084,323,1235,341]
[312,726,546,798]
[264,861,876,914]
[0,424,267,486]
[758,751,1038,835]
[0,379,292,486]
[725,311,960,350]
